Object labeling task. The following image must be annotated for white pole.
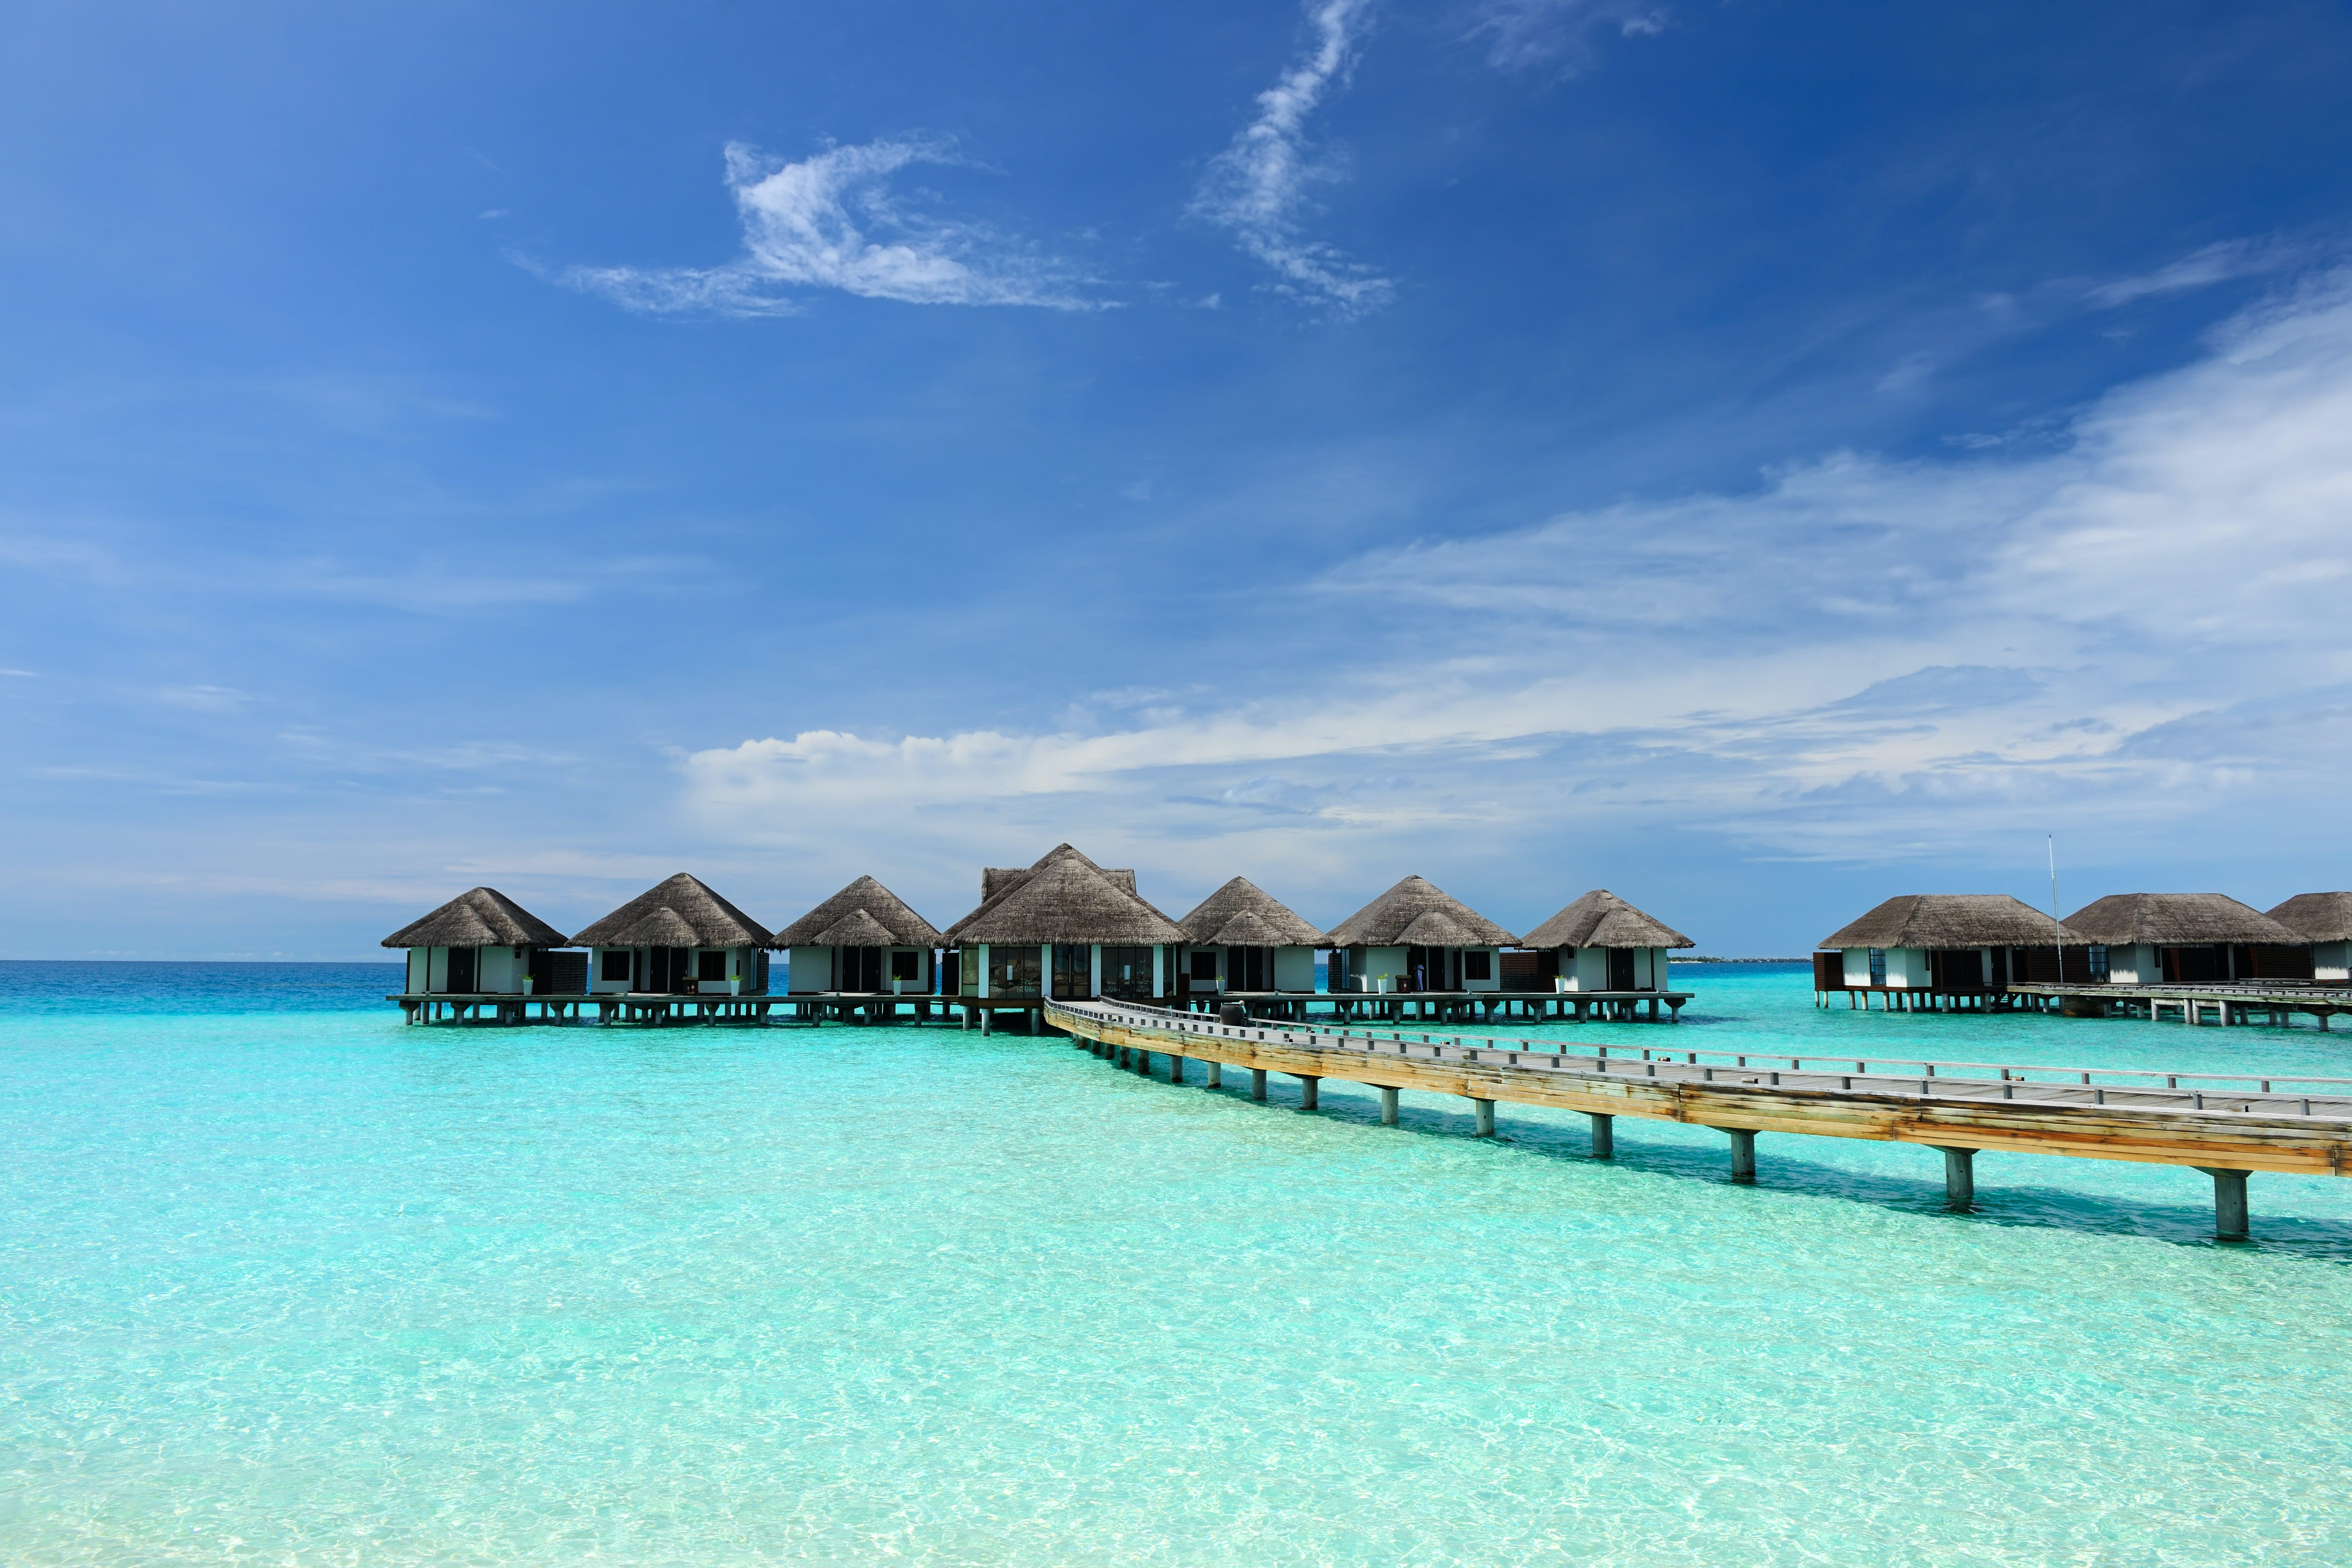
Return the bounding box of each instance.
[2048,834,2064,985]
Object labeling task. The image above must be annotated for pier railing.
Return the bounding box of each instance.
[1066,998,2352,1111]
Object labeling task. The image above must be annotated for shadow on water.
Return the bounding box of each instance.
[1117,1056,2352,1262]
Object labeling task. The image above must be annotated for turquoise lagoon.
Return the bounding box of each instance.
[5,961,2350,1565]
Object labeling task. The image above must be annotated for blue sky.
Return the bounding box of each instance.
[4,0,2350,959]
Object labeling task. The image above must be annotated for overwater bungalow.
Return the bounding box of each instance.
[771,875,943,996]
[1815,894,2092,1007]
[573,873,775,996]
[383,886,578,995]
[1325,875,1518,995]
[2267,893,2352,982]
[2065,893,2312,983]
[940,844,1185,1009]
[1175,877,1327,997]
[1517,889,1692,993]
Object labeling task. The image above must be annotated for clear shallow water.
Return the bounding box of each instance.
[4,962,2350,1565]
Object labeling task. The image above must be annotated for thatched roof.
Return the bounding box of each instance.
[571,873,774,948]
[2065,893,2303,947]
[1523,889,1693,950]
[1177,877,1327,948]
[1326,876,1518,947]
[810,908,900,947]
[980,847,1139,907]
[382,887,571,949]
[2267,892,2352,943]
[1820,894,2086,951]
[770,875,942,948]
[945,844,1185,945]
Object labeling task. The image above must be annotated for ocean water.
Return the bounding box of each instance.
[5,961,2350,1566]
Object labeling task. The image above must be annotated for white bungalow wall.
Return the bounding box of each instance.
[787,945,830,993]
[2105,943,2159,985]
[1274,947,1316,992]
[2316,942,2351,983]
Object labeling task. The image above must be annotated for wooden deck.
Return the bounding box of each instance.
[2008,981,2352,1027]
[1045,998,2352,1237]
[1183,989,1691,1023]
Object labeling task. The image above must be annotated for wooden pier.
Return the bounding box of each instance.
[1185,988,1691,1023]
[1045,997,2352,1238]
[390,990,1060,1029]
[2007,981,2352,1027]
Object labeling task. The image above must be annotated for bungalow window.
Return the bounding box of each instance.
[1463,951,1492,982]
[696,951,728,983]
[1102,945,1153,1000]
[1867,948,1887,986]
[1190,950,1218,982]
[600,950,633,984]
[2087,945,2109,983]
[890,950,920,982]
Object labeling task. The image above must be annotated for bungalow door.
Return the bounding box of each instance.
[445,947,478,994]
[1608,948,1636,991]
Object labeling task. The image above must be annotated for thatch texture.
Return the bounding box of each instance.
[2065,893,2303,947]
[1820,894,2084,951]
[1522,889,1693,950]
[571,873,774,948]
[811,908,899,947]
[1326,876,1517,947]
[981,849,1139,909]
[2266,893,2352,943]
[382,887,571,950]
[945,844,1184,945]
[770,875,942,948]
[1177,877,1327,948]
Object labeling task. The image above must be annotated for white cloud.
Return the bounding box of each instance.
[686,270,2352,878]
[2088,237,2301,308]
[1471,0,1671,72]
[1192,0,1394,316]
[562,138,1100,315]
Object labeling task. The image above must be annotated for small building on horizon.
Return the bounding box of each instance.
[1517,889,1692,993]
[383,886,578,995]
[1816,894,2093,995]
[572,873,774,996]
[2266,892,2352,982]
[2066,893,2311,984]
[940,844,1186,1001]
[771,875,943,995]
[1175,877,1326,995]
[1325,876,1518,994]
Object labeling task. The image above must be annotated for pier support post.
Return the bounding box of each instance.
[1169,1055,1185,1083]
[1379,1085,1399,1126]
[1251,1068,1268,1101]
[1726,1129,1756,1183]
[1935,1146,1976,1210]
[1472,1097,1495,1137]
[2194,1166,2252,1240]
[1298,1076,1320,1110]
[1206,1061,1222,1088]
[1589,1112,1614,1157]
[981,1010,993,1036]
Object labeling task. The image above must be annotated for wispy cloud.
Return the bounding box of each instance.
[1193,0,1394,316]
[1471,0,1670,73]
[560,138,1100,315]
[685,269,2352,880]
[2088,237,2302,308]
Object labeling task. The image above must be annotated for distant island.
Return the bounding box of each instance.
[1673,956,1810,964]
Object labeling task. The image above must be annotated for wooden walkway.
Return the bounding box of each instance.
[1045,998,2352,1238]
[2008,981,2352,1027]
